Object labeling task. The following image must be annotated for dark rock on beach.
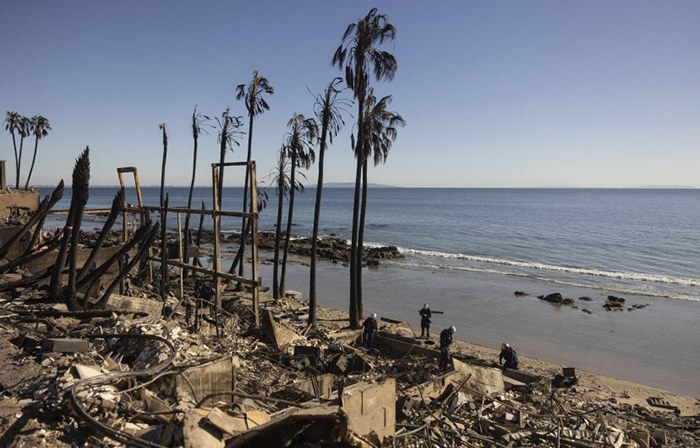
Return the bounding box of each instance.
[539,292,563,304]
[579,296,592,301]
[514,291,528,297]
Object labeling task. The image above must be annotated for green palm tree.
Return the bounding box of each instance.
[355,92,405,318]
[4,111,22,189]
[309,78,349,325]
[236,71,274,280]
[280,113,318,299]
[332,7,398,328]
[24,115,51,189]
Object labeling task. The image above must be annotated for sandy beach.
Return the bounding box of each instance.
[252,252,700,399]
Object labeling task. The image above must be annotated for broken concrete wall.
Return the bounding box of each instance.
[293,373,336,399]
[0,190,40,219]
[154,356,239,406]
[341,378,396,441]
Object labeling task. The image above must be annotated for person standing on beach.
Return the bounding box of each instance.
[439,326,456,372]
[499,342,519,370]
[419,303,432,338]
[362,313,378,348]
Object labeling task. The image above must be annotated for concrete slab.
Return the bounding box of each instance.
[41,338,91,353]
[453,358,505,396]
[104,294,163,317]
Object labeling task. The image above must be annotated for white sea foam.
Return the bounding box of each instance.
[397,247,700,288]
[386,259,700,302]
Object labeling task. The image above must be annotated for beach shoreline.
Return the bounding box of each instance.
[273,293,700,419]
[248,250,700,399]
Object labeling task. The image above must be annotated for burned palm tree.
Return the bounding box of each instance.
[236,71,274,280]
[215,108,244,208]
[333,7,398,328]
[184,107,211,277]
[266,146,291,300]
[308,78,349,325]
[50,147,90,310]
[280,113,317,298]
[355,91,404,318]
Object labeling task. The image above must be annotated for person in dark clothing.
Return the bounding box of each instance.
[439,326,456,371]
[419,303,432,338]
[362,313,378,348]
[499,342,519,369]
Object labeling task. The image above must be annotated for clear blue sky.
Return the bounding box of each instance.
[2,1,699,188]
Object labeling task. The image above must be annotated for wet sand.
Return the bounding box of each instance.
[254,257,700,398]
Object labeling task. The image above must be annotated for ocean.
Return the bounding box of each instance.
[43,186,700,397]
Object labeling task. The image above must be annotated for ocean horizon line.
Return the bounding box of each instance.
[31,184,699,190]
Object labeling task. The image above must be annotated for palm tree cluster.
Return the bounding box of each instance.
[151,8,402,330]
[4,112,52,189]
[5,8,402,330]
[333,8,405,328]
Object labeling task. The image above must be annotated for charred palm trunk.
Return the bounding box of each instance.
[159,125,168,208]
[184,125,199,280]
[238,117,255,282]
[192,200,205,268]
[66,148,91,310]
[76,190,124,284]
[273,164,285,300]
[309,125,329,326]
[280,155,297,299]
[160,195,169,302]
[357,158,369,321]
[94,222,159,309]
[79,222,152,294]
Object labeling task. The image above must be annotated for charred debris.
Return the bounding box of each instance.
[0,157,698,447]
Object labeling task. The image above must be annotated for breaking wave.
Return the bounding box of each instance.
[397,247,700,288]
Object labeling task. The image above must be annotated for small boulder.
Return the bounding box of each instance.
[542,293,563,304]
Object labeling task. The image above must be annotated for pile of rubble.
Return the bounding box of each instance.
[0,283,698,447]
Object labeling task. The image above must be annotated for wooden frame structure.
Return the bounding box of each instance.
[115,162,261,328]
